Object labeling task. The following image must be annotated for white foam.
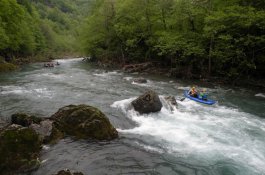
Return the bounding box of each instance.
[0,85,53,98]
[111,97,265,173]
[131,81,152,87]
[54,58,83,63]
[41,159,48,164]
[33,88,54,98]
[42,145,50,150]
[111,98,135,114]
[255,93,265,98]
[123,77,133,81]
[34,73,66,80]
[93,71,122,77]
[177,86,190,90]
[134,141,164,154]
[0,86,31,95]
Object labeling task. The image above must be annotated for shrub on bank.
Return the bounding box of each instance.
[0,62,18,72]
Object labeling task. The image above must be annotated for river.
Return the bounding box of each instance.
[0,58,265,175]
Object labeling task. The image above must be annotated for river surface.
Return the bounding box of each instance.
[0,58,265,175]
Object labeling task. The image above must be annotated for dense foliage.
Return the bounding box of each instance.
[0,0,92,61]
[1,0,264,81]
[81,0,265,80]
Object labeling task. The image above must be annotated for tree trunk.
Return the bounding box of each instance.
[161,9,167,30]
[208,35,214,77]
[120,44,125,65]
[145,0,152,33]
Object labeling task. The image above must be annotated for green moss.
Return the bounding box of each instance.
[48,125,64,144]
[11,113,43,127]
[51,105,118,140]
[0,125,42,173]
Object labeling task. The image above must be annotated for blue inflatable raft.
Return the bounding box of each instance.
[184,90,216,105]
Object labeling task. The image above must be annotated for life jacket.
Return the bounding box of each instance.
[199,92,207,100]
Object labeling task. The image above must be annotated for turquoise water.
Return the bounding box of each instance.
[0,58,265,175]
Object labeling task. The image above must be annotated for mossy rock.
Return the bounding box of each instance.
[51,105,118,140]
[11,113,43,127]
[0,124,42,174]
[0,62,17,72]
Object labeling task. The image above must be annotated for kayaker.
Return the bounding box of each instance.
[189,87,198,97]
[199,89,207,101]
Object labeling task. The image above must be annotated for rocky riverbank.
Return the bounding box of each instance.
[0,104,118,175]
[86,59,265,91]
[0,89,177,175]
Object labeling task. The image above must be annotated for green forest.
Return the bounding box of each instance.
[0,0,265,82]
[0,0,92,64]
[81,0,265,81]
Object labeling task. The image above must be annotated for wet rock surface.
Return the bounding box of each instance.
[51,104,118,140]
[53,169,84,175]
[132,90,162,114]
[11,113,42,127]
[0,124,41,174]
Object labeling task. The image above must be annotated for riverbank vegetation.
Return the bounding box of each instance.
[0,0,92,68]
[1,0,264,86]
[81,0,265,83]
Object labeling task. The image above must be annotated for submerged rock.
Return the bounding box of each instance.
[132,77,147,84]
[164,96,178,111]
[0,124,41,174]
[51,104,118,140]
[132,90,162,114]
[165,96,178,107]
[11,113,42,127]
[53,169,84,175]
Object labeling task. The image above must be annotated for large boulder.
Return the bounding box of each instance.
[50,105,118,140]
[53,169,84,175]
[0,124,42,174]
[132,90,162,114]
[11,113,42,127]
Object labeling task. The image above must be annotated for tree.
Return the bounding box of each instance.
[204,5,265,79]
[80,0,265,80]
[0,0,36,56]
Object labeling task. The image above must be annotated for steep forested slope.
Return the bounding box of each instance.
[0,0,93,63]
